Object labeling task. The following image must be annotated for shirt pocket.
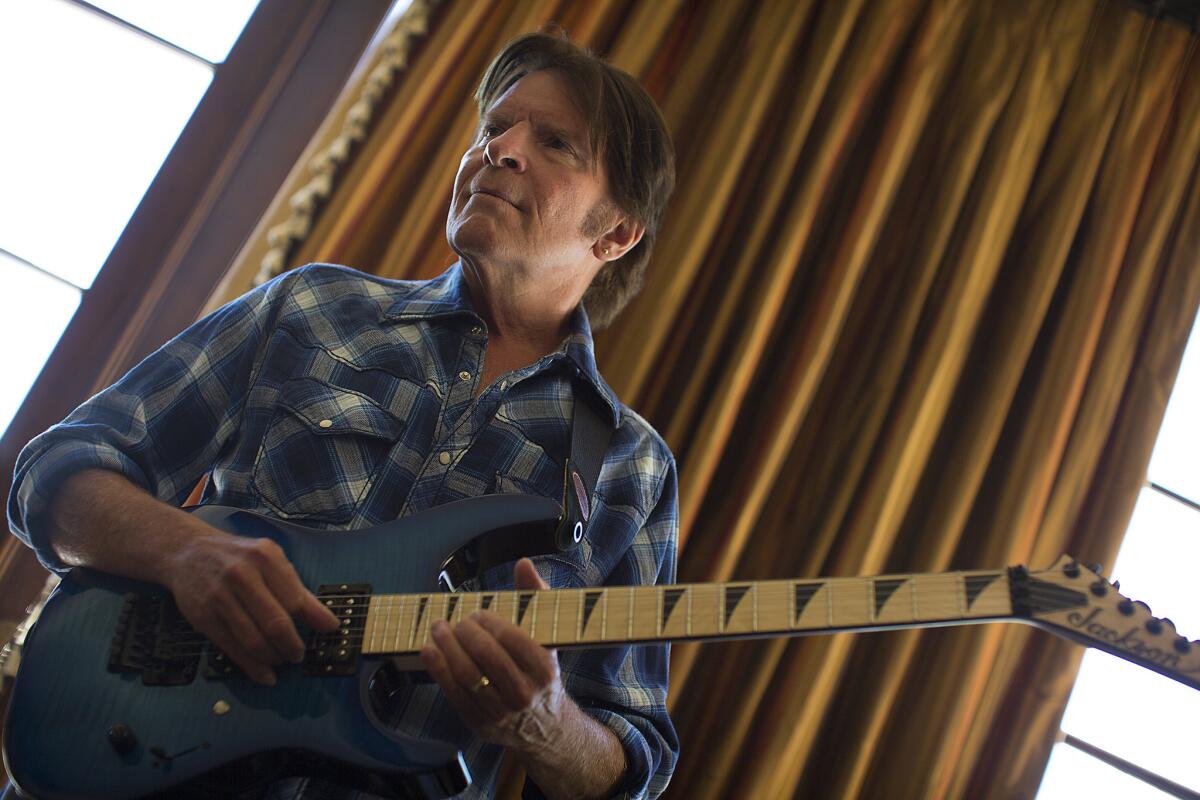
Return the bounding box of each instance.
[251,378,405,524]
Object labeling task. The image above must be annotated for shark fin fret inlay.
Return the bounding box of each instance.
[873,579,905,618]
[445,595,459,621]
[480,594,494,611]
[662,588,685,628]
[581,591,603,633]
[517,592,534,625]
[794,582,822,624]
[413,596,429,631]
[964,574,1000,609]
[724,586,750,627]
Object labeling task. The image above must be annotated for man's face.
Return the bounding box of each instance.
[447,70,614,281]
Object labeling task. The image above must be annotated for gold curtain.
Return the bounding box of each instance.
[212,0,1200,796]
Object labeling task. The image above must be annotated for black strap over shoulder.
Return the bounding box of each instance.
[555,387,615,551]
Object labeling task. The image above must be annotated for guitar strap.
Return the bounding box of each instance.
[433,382,615,592]
[555,384,615,551]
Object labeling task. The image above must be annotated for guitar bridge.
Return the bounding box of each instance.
[108,592,200,686]
[304,583,370,677]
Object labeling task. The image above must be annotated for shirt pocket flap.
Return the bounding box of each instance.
[277,379,405,441]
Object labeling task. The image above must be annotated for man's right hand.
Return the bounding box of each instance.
[46,469,341,688]
[165,529,341,685]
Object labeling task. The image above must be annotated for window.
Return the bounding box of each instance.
[0,0,259,436]
[1036,311,1200,797]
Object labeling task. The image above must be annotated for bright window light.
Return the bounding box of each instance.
[86,0,261,63]
[1037,306,1200,796]
[0,0,213,288]
[0,254,81,434]
[1146,314,1200,503]
[1038,742,1176,799]
[1044,488,1200,793]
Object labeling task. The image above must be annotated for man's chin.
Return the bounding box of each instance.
[448,223,510,267]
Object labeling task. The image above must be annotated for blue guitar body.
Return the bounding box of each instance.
[3,494,565,799]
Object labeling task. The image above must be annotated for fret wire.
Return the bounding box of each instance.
[406,597,418,652]
[686,584,693,637]
[382,596,392,653]
[551,590,560,646]
[530,591,538,637]
[628,586,635,640]
[788,579,796,629]
[826,581,833,627]
[656,586,664,637]
[575,588,584,642]
[602,590,608,641]
[956,573,966,617]
[910,577,918,621]
[752,583,758,632]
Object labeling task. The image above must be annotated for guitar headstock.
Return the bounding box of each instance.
[1011,555,1200,691]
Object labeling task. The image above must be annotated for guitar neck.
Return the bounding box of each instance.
[357,570,1015,656]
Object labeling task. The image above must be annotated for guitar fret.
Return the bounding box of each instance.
[628,587,635,640]
[576,589,585,642]
[601,590,608,641]
[552,591,560,645]
[752,584,758,632]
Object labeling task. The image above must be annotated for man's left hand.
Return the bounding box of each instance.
[420,558,567,753]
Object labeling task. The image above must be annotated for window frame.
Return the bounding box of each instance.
[0,0,394,617]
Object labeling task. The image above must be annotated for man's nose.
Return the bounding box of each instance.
[483,127,527,171]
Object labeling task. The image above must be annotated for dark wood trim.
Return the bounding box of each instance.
[0,0,394,617]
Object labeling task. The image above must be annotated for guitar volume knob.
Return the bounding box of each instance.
[107,723,138,755]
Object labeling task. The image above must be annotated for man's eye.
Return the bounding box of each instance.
[547,137,571,152]
[479,125,501,140]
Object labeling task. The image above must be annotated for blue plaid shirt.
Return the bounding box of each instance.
[8,263,679,799]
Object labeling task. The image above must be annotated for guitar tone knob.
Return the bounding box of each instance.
[107,723,138,755]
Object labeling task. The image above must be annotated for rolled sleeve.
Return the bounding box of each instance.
[582,705,663,800]
[9,439,154,573]
[7,273,288,570]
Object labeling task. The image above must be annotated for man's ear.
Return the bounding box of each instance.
[593,216,645,262]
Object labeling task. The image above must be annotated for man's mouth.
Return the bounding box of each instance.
[471,189,520,210]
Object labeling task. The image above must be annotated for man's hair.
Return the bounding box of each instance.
[475,32,676,329]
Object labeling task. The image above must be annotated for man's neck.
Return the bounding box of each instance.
[458,257,587,392]
[461,258,588,347]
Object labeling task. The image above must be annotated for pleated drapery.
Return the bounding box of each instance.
[210,1,1200,796]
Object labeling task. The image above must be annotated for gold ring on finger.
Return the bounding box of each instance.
[470,674,491,693]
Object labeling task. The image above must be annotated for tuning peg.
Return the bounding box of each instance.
[1088,563,1104,576]
[1111,580,1120,592]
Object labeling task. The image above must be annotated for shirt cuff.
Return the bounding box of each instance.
[9,439,151,573]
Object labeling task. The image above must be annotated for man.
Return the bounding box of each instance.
[7,32,677,800]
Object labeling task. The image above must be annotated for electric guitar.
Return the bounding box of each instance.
[3,497,1197,799]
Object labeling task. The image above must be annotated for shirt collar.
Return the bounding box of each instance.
[382,262,621,427]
